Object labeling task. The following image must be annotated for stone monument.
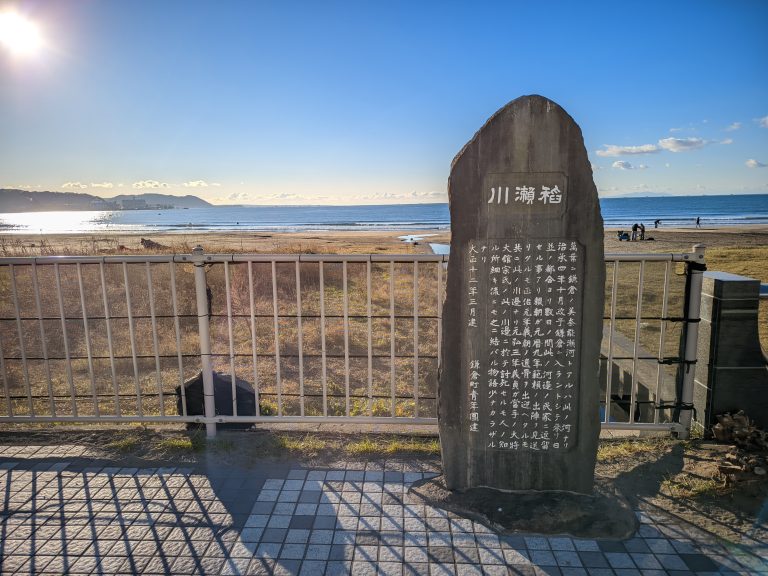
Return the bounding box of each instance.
[438,95,605,493]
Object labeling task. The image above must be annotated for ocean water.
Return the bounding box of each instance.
[0,194,766,234]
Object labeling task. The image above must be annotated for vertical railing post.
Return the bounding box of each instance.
[674,244,706,438]
[191,245,216,438]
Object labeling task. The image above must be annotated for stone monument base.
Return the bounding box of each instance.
[408,475,637,539]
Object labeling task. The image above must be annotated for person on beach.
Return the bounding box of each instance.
[654,219,661,228]
[631,222,638,241]
[639,223,645,240]
[696,217,701,228]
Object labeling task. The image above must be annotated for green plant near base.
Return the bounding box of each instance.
[277,434,327,454]
[345,435,439,456]
[661,473,726,498]
[104,435,141,452]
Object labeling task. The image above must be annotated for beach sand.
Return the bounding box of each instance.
[2,225,767,258]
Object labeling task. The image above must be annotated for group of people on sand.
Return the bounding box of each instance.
[617,222,646,241]
[618,217,701,240]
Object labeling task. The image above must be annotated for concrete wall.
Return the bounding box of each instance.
[694,271,768,432]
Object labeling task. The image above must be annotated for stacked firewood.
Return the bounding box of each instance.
[712,412,768,483]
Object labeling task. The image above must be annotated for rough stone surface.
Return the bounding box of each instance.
[439,95,604,492]
[408,475,637,540]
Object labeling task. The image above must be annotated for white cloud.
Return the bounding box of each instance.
[611,161,648,170]
[720,138,733,145]
[725,122,741,131]
[746,159,767,168]
[62,182,88,189]
[361,190,447,201]
[133,180,169,189]
[212,182,222,187]
[757,115,768,128]
[183,180,209,188]
[227,192,251,201]
[657,137,710,152]
[595,144,659,157]
[90,182,114,189]
[669,127,684,133]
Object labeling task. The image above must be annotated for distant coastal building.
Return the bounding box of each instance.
[119,197,173,210]
[89,199,118,210]
[121,197,148,209]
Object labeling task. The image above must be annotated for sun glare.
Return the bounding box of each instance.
[0,10,43,57]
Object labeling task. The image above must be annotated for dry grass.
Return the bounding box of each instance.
[661,473,727,498]
[346,435,440,456]
[104,434,142,452]
[277,434,328,455]
[706,246,768,348]
[154,437,196,452]
[597,437,674,462]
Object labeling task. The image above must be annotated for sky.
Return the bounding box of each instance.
[1,0,767,206]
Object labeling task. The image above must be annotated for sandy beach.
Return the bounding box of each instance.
[1,225,767,259]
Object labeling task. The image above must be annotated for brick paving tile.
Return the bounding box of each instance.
[2,459,766,576]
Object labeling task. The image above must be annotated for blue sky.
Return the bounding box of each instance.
[1,0,767,205]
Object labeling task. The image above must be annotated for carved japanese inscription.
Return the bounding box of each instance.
[465,239,582,452]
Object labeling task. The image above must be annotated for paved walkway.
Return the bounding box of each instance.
[0,444,766,575]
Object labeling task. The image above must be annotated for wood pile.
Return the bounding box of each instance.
[712,411,768,484]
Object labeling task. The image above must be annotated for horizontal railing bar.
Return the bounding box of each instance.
[197,415,439,424]
[3,312,681,323]
[6,392,437,401]
[0,251,701,266]
[0,415,214,423]
[605,252,703,263]
[601,316,686,322]
[602,355,669,361]
[601,422,681,432]
[227,254,448,263]
[0,415,439,424]
[0,314,443,322]
[0,255,182,265]
[0,353,439,361]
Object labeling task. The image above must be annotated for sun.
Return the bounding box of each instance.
[0,10,43,57]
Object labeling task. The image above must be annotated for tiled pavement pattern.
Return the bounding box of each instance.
[0,445,767,575]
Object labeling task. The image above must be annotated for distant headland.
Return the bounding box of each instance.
[0,189,212,212]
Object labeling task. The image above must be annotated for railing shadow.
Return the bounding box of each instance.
[0,453,293,575]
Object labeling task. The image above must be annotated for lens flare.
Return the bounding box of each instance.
[0,11,43,57]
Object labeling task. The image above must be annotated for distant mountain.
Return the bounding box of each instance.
[109,193,212,209]
[607,191,673,198]
[0,189,212,212]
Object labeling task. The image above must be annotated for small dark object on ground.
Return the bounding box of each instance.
[176,370,256,430]
[408,475,637,539]
[140,237,168,249]
[617,231,630,241]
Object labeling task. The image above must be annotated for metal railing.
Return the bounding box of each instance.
[602,245,705,436]
[0,245,705,437]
